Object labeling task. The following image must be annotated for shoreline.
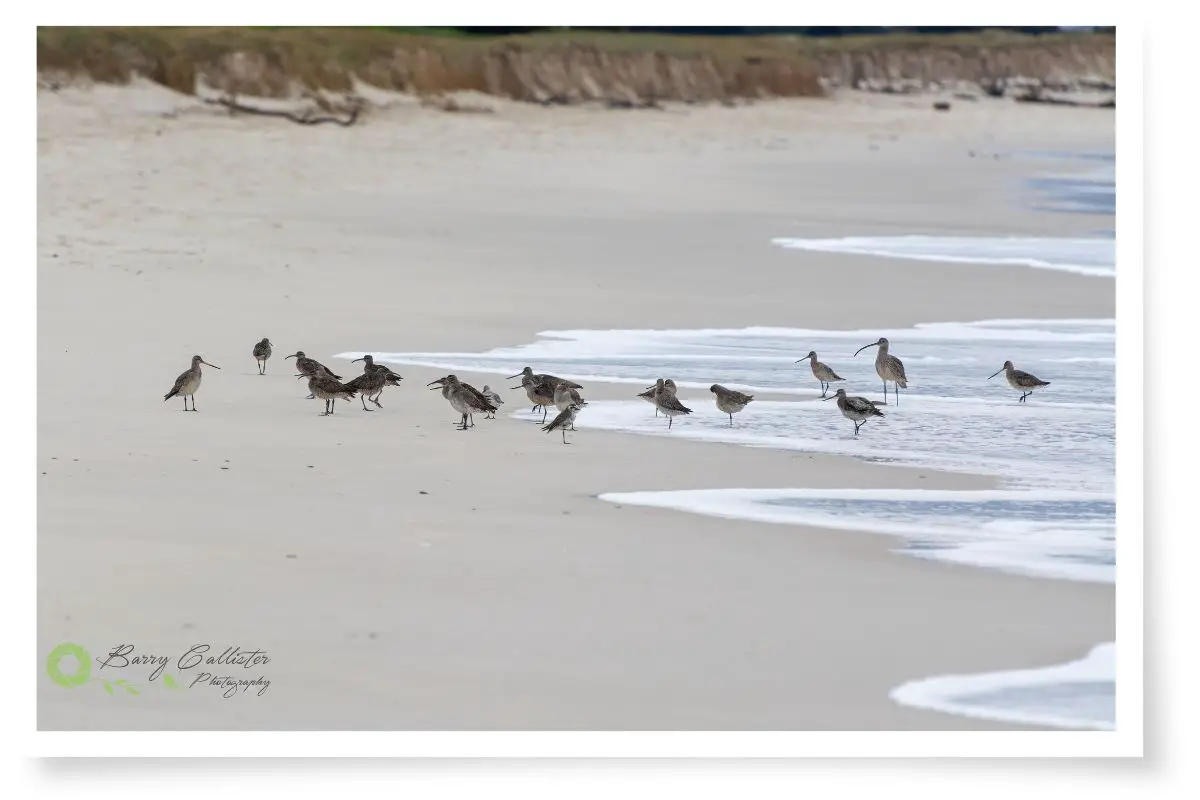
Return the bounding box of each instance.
[38,84,1114,730]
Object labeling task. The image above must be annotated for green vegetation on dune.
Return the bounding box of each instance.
[36,27,1113,104]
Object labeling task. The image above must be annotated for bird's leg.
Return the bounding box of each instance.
[895,384,900,406]
[854,420,862,436]
[668,415,674,430]
[729,413,734,427]
[541,407,548,425]
[883,381,888,404]
[821,381,827,398]
[191,396,198,412]
[562,429,568,444]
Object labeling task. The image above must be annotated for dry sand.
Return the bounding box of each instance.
[37,82,1115,730]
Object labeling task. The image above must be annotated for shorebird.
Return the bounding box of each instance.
[989,360,1051,403]
[553,383,587,429]
[458,378,496,426]
[307,373,358,416]
[480,385,504,419]
[430,377,486,427]
[543,403,582,444]
[638,378,677,416]
[649,378,693,429]
[823,388,885,436]
[853,337,908,405]
[286,351,341,379]
[286,351,342,399]
[347,356,402,408]
[507,366,582,395]
[710,384,755,426]
[796,350,844,398]
[428,375,497,431]
[346,359,389,411]
[252,338,273,375]
[512,373,556,423]
[351,355,403,407]
[163,355,220,412]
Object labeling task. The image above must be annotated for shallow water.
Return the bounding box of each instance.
[342,154,1119,730]
[771,235,1114,277]
[348,315,1117,731]
[889,642,1115,731]
[772,152,1116,276]
[349,317,1116,574]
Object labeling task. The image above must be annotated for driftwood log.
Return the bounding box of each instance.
[203,94,364,126]
[1012,88,1115,109]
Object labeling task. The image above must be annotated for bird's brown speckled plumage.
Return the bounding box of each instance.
[854,337,908,405]
[543,403,582,444]
[796,350,844,397]
[163,355,220,411]
[252,338,273,374]
[989,360,1050,403]
[824,388,885,435]
[710,383,755,426]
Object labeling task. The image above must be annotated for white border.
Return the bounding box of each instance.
[16,2,1162,788]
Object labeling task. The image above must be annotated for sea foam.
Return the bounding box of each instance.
[771,235,1115,278]
[889,642,1115,730]
[346,316,1116,730]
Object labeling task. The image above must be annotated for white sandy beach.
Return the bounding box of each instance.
[37,82,1114,730]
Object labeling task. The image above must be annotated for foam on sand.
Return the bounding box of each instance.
[597,488,1114,584]
[771,235,1115,278]
[889,642,1115,731]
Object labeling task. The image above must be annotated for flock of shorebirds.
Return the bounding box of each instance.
[161,335,1052,440]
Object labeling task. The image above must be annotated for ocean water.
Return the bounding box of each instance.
[596,488,1113,584]
[772,152,1116,276]
[342,155,1118,730]
[348,317,1117,731]
[771,235,1115,278]
[889,642,1115,731]
[1020,150,1116,217]
[350,317,1116,574]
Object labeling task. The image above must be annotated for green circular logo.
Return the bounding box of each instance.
[46,643,91,688]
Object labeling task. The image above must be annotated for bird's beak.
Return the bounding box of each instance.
[506,372,522,379]
[285,354,297,360]
[794,359,803,363]
[853,342,878,357]
[202,360,220,369]
[988,368,1003,380]
[351,358,364,363]
[426,379,443,387]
